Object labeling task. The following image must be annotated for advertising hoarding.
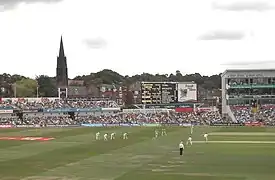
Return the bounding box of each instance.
[0,110,13,114]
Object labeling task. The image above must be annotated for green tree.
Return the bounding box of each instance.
[0,74,26,97]
[36,75,57,97]
[0,69,222,100]
[14,78,37,97]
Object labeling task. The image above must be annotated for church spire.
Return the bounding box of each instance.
[56,35,68,88]
[59,36,65,57]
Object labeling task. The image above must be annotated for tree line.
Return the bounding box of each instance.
[0,69,221,98]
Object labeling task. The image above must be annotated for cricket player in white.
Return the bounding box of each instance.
[123,132,128,140]
[204,133,208,142]
[155,129,159,138]
[190,125,194,134]
[95,132,100,140]
[110,132,115,140]
[179,141,184,155]
[161,128,167,136]
[186,136,192,145]
[103,133,108,141]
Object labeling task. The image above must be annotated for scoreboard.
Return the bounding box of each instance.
[141,82,177,104]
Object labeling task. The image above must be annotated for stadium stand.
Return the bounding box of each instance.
[231,105,275,126]
[0,98,119,110]
[221,69,275,126]
[0,111,223,126]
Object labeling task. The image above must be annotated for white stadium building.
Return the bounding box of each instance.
[221,69,275,121]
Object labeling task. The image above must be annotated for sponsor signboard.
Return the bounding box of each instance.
[0,125,13,128]
[118,123,140,127]
[119,124,131,127]
[105,124,120,127]
[16,125,40,128]
[81,124,103,127]
[197,107,217,112]
[161,123,179,126]
[131,124,140,127]
[210,123,244,126]
[43,108,101,113]
[245,121,263,127]
[16,124,80,128]
[46,124,69,127]
[175,107,193,112]
[46,124,80,127]
[22,109,39,113]
[101,108,121,111]
[0,109,13,114]
[179,123,192,127]
[177,83,197,102]
[142,123,161,127]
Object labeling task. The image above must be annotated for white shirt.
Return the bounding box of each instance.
[96,132,100,136]
[204,134,208,138]
[179,143,184,149]
[111,133,115,136]
[188,137,192,141]
[104,134,108,137]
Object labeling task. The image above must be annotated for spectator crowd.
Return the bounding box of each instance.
[0,98,119,110]
[0,111,222,126]
[231,105,275,126]
[1,98,275,126]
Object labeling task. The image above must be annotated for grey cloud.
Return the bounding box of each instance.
[0,0,62,11]
[83,37,107,49]
[213,1,275,12]
[221,60,275,65]
[198,30,245,40]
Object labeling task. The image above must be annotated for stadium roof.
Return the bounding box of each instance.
[221,69,275,77]
[140,81,195,84]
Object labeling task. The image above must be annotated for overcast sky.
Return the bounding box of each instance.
[1,0,275,78]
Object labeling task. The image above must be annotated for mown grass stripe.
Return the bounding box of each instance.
[21,130,181,180]
[24,128,184,180]
[0,127,153,178]
[0,127,108,149]
[0,127,131,162]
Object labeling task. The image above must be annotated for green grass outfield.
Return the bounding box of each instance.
[0,126,275,180]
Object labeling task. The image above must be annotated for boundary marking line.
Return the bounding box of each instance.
[209,132,275,136]
[193,141,275,144]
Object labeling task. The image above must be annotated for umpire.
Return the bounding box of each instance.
[179,141,184,155]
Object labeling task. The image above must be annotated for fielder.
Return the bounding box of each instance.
[190,124,194,134]
[155,129,159,138]
[204,133,208,142]
[161,128,167,136]
[103,133,108,141]
[123,132,128,140]
[186,136,192,145]
[95,132,100,140]
[110,132,115,140]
